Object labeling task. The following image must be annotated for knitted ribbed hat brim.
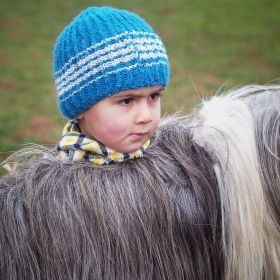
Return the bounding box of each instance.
[54,7,170,119]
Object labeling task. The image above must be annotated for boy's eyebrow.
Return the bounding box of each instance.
[110,86,164,98]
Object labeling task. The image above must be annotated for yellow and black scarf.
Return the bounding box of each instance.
[56,120,150,164]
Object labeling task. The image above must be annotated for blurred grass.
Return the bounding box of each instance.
[0,0,280,171]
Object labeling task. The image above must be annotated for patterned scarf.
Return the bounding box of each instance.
[56,120,150,164]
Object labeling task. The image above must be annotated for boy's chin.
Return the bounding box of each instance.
[118,143,145,154]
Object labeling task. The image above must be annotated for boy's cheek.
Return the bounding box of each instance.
[153,114,161,128]
[104,121,128,135]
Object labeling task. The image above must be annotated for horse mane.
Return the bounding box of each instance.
[0,84,279,279]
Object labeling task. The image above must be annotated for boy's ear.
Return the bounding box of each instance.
[76,112,84,120]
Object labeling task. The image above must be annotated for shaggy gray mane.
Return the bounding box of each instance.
[0,84,279,280]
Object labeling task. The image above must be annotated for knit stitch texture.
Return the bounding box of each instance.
[54,7,170,119]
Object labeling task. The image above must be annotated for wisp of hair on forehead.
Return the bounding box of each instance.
[0,84,280,280]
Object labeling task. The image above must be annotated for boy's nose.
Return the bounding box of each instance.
[135,103,153,124]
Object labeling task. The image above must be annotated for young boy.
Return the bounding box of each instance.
[54,7,170,164]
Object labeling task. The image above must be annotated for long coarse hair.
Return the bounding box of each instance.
[0,84,279,280]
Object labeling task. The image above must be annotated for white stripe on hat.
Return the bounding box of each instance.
[55,37,166,88]
[56,49,168,97]
[57,52,138,96]
[59,61,168,104]
[55,31,160,76]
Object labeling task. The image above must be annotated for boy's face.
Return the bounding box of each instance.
[77,85,164,153]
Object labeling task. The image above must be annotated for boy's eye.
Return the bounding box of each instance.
[148,93,161,101]
[120,98,133,105]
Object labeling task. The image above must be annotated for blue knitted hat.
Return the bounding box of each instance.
[54,7,170,119]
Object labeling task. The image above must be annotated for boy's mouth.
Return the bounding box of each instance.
[129,132,147,140]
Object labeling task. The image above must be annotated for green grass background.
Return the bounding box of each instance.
[1,0,280,168]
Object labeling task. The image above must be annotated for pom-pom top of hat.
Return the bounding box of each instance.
[53,7,170,119]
